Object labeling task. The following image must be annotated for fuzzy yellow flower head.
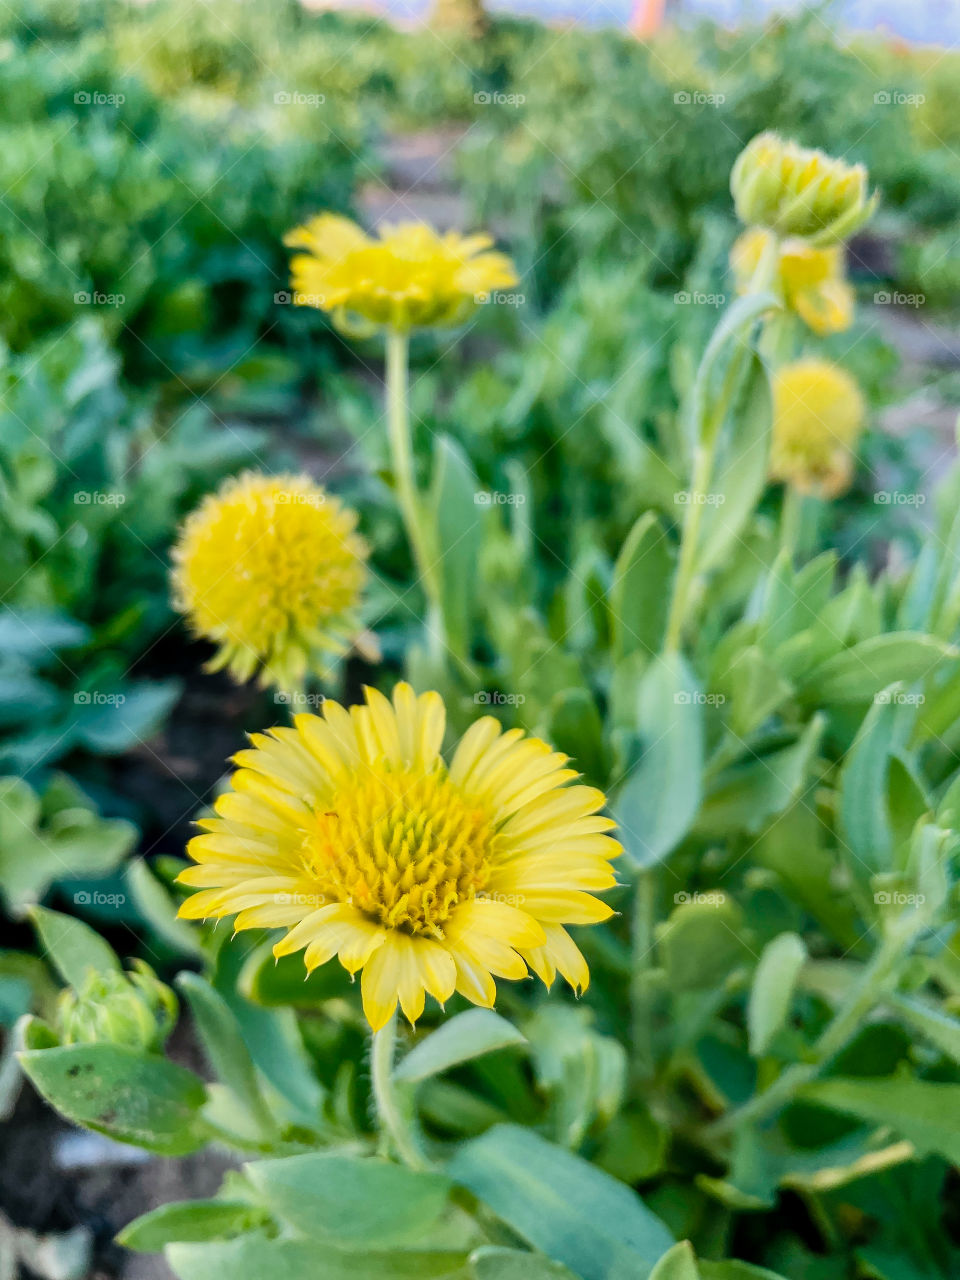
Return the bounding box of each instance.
[731,132,876,245]
[284,214,518,331]
[171,472,367,690]
[178,683,620,1030]
[771,359,865,498]
[731,228,854,336]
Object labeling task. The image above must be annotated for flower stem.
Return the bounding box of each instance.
[370,1012,426,1170]
[663,436,718,653]
[630,868,657,1079]
[385,327,441,611]
[709,915,920,1137]
[779,485,804,563]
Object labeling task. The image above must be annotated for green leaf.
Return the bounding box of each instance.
[125,859,206,960]
[839,687,914,874]
[237,940,353,1006]
[395,1009,526,1084]
[548,688,607,784]
[800,1077,960,1164]
[800,634,957,704]
[449,1124,674,1280]
[30,905,120,987]
[175,973,274,1135]
[886,994,960,1067]
[609,512,673,661]
[118,1200,268,1251]
[696,355,771,575]
[19,1042,208,1155]
[658,898,750,993]
[699,1264,788,1280]
[650,1242,700,1280]
[73,679,182,754]
[613,652,703,868]
[430,434,484,658]
[245,1153,451,1248]
[168,1235,468,1280]
[470,1247,578,1280]
[747,933,806,1056]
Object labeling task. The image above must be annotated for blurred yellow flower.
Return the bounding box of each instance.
[771,359,865,498]
[731,228,854,336]
[284,214,518,331]
[178,682,620,1030]
[171,471,367,690]
[731,132,875,244]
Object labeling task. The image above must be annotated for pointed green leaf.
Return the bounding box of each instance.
[30,906,120,987]
[748,933,807,1056]
[395,1009,526,1084]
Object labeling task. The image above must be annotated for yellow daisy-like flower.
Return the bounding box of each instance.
[171,471,367,690]
[731,132,876,245]
[178,683,620,1030]
[284,214,518,331]
[771,359,865,499]
[731,228,854,336]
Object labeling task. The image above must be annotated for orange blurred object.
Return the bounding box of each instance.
[631,0,665,37]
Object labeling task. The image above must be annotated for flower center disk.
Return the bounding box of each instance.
[301,767,493,937]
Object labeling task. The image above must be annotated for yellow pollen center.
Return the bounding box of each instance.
[301,767,493,937]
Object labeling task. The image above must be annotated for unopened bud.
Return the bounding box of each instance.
[57,961,177,1053]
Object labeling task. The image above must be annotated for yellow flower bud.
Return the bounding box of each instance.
[58,962,177,1053]
[731,132,876,245]
[731,228,854,336]
[770,359,865,498]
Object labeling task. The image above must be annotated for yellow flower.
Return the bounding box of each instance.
[771,359,865,498]
[178,683,620,1030]
[284,214,518,331]
[731,132,876,244]
[171,471,367,689]
[731,228,854,336]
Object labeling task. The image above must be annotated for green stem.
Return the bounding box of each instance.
[663,436,718,652]
[370,1012,426,1170]
[779,485,804,563]
[630,869,657,1079]
[385,327,441,611]
[710,916,919,1136]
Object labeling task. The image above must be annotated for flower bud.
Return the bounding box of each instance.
[57,961,177,1053]
[731,132,876,244]
[731,228,854,336]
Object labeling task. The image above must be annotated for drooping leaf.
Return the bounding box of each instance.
[748,933,807,1057]
[449,1124,674,1280]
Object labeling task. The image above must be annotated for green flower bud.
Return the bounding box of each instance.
[57,961,177,1053]
[731,132,876,245]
